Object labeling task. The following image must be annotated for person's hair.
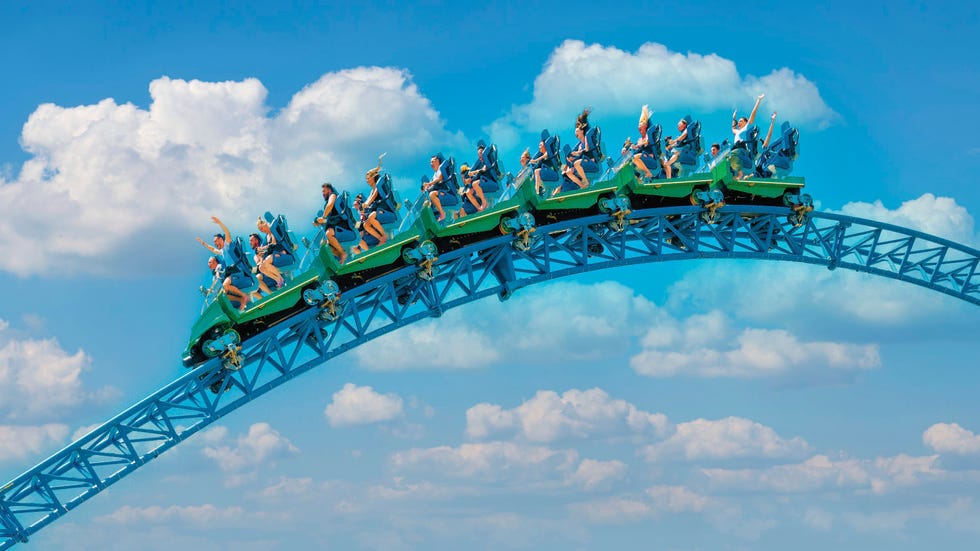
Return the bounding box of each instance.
[208,256,218,264]
[249,232,261,243]
[711,143,720,149]
[576,107,592,131]
[365,166,381,183]
[638,104,651,128]
[213,233,224,241]
[322,182,334,191]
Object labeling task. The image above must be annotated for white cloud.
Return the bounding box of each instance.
[98,504,244,527]
[325,383,405,427]
[488,40,836,147]
[465,387,669,442]
[923,423,980,455]
[569,497,654,525]
[565,459,628,490]
[391,441,579,484]
[71,423,102,441]
[0,424,69,461]
[259,476,316,499]
[642,417,809,462]
[630,310,880,379]
[702,453,942,494]
[834,194,978,247]
[668,194,979,325]
[202,422,298,473]
[0,68,462,276]
[0,320,112,421]
[354,281,661,370]
[645,485,716,514]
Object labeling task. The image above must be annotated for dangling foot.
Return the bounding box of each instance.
[351,245,362,255]
[436,212,445,222]
[379,233,387,245]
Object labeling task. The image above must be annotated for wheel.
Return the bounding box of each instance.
[401,245,415,264]
[598,194,614,213]
[782,190,799,207]
[587,242,604,256]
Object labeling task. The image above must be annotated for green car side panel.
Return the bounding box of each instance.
[724,175,806,199]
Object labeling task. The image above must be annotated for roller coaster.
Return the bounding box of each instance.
[2,110,979,549]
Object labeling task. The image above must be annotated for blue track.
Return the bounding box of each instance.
[2,204,979,548]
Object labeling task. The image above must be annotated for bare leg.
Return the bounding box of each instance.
[365,213,387,244]
[326,229,347,264]
[223,278,248,311]
[534,169,543,195]
[258,258,284,287]
[665,153,678,178]
[472,181,487,210]
[632,157,654,179]
[429,190,445,221]
[574,160,589,188]
[564,167,583,188]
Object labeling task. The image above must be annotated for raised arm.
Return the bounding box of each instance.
[195,236,219,255]
[211,216,231,241]
[747,93,765,125]
[763,112,777,148]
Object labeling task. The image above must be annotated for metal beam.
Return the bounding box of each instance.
[2,205,979,548]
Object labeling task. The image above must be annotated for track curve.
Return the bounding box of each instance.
[2,204,979,548]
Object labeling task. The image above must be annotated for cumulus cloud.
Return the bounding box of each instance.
[201,422,298,474]
[391,441,620,492]
[391,441,579,484]
[465,387,669,442]
[565,459,628,490]
[0,319,114,424]
[0,424,69,461]
[834,194,979,247]
[629,310,880,379]
[324,383,404,427]
[259,476,317,499]
[98,504,244,527]
[642,417,809,462]
[645,485,716,514]
[569,497,654,524]
[923,423,980,455]
[0,68,462,276]
[488,40,837,147]
[353,281,661,370]
[668,194,979,325]
[702,453,942,494]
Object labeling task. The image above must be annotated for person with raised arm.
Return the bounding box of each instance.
[196,216,252,311]
[733,93,765,147]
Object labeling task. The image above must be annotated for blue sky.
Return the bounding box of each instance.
[1,1,979,549]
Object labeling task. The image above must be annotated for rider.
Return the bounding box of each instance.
[732,93,765,148]
[627,104,664,181]
[196,216,269,311]
[563,108,597,188]
[465,140,496,210]
[530,131,559,195]
[421,154,454,222]
[314,182,355,264]
[361,154,392,244]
